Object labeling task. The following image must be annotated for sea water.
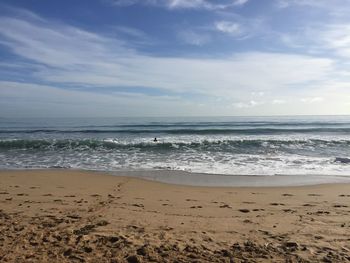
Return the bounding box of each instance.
[1,115,350,177]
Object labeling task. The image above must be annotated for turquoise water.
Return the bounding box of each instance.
[1,116,350,176]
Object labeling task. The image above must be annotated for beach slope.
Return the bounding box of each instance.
[0,170,350,262]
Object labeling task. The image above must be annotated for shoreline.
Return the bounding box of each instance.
[3,168,350,187]
[110,169,350,187]
[1,169,350,262]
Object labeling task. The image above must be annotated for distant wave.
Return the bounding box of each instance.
[1,127,350,135]
[76,121,350,128]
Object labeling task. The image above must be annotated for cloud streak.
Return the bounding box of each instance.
[109,0,249,10]
[278,22,350,59]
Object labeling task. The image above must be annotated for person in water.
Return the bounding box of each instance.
[153,137,158,142]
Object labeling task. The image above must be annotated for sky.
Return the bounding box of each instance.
[0,0,350,117]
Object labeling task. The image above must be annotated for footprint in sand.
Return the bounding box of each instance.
[238,209,250,213]
[67,214,82,220]
[16,193,29,196]
[282,193,294,196]
[283,209,297,213]
[190,206,202,209]
[132,203,144,208]
[308,194,322,196]
[315,210,330,215]
[303,203,316,207]
[270,203,285,206]
[114,183,123,192]
[333,204,348,208]
[219,204,232,208]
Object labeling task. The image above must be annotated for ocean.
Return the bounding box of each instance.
[1,115,350,177]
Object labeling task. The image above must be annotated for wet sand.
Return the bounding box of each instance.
[0,170,350,262]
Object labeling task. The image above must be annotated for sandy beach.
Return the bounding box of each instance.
[0,170,350,262]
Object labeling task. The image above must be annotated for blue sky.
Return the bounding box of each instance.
[0,0,350,117]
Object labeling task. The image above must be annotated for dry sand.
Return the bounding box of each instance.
[0,170,350,262]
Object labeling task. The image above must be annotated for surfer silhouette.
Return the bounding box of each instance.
[153,137,158,142]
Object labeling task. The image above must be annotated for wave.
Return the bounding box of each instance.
[1,127,350,135]
[1,138,349,151]
[77,121,350,128]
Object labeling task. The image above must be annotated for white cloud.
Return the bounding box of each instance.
[252,91,264,97]
[233,0,249,6]
[318,25,350,58]
[109,0,249,10]
[280,23,350,58]
[232,100,261,108]
[276,0,337,9]
[279,34,303,48]
[272,99,286,104]
[168,0,211,9]
[177,29,211,46]
[38,53,333,97]
[213,14,266,40]
[168,0,249,9]
[215,21,242,36]
[275,0,350,19]
[300,97,324,103]
[179,15,262,45]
